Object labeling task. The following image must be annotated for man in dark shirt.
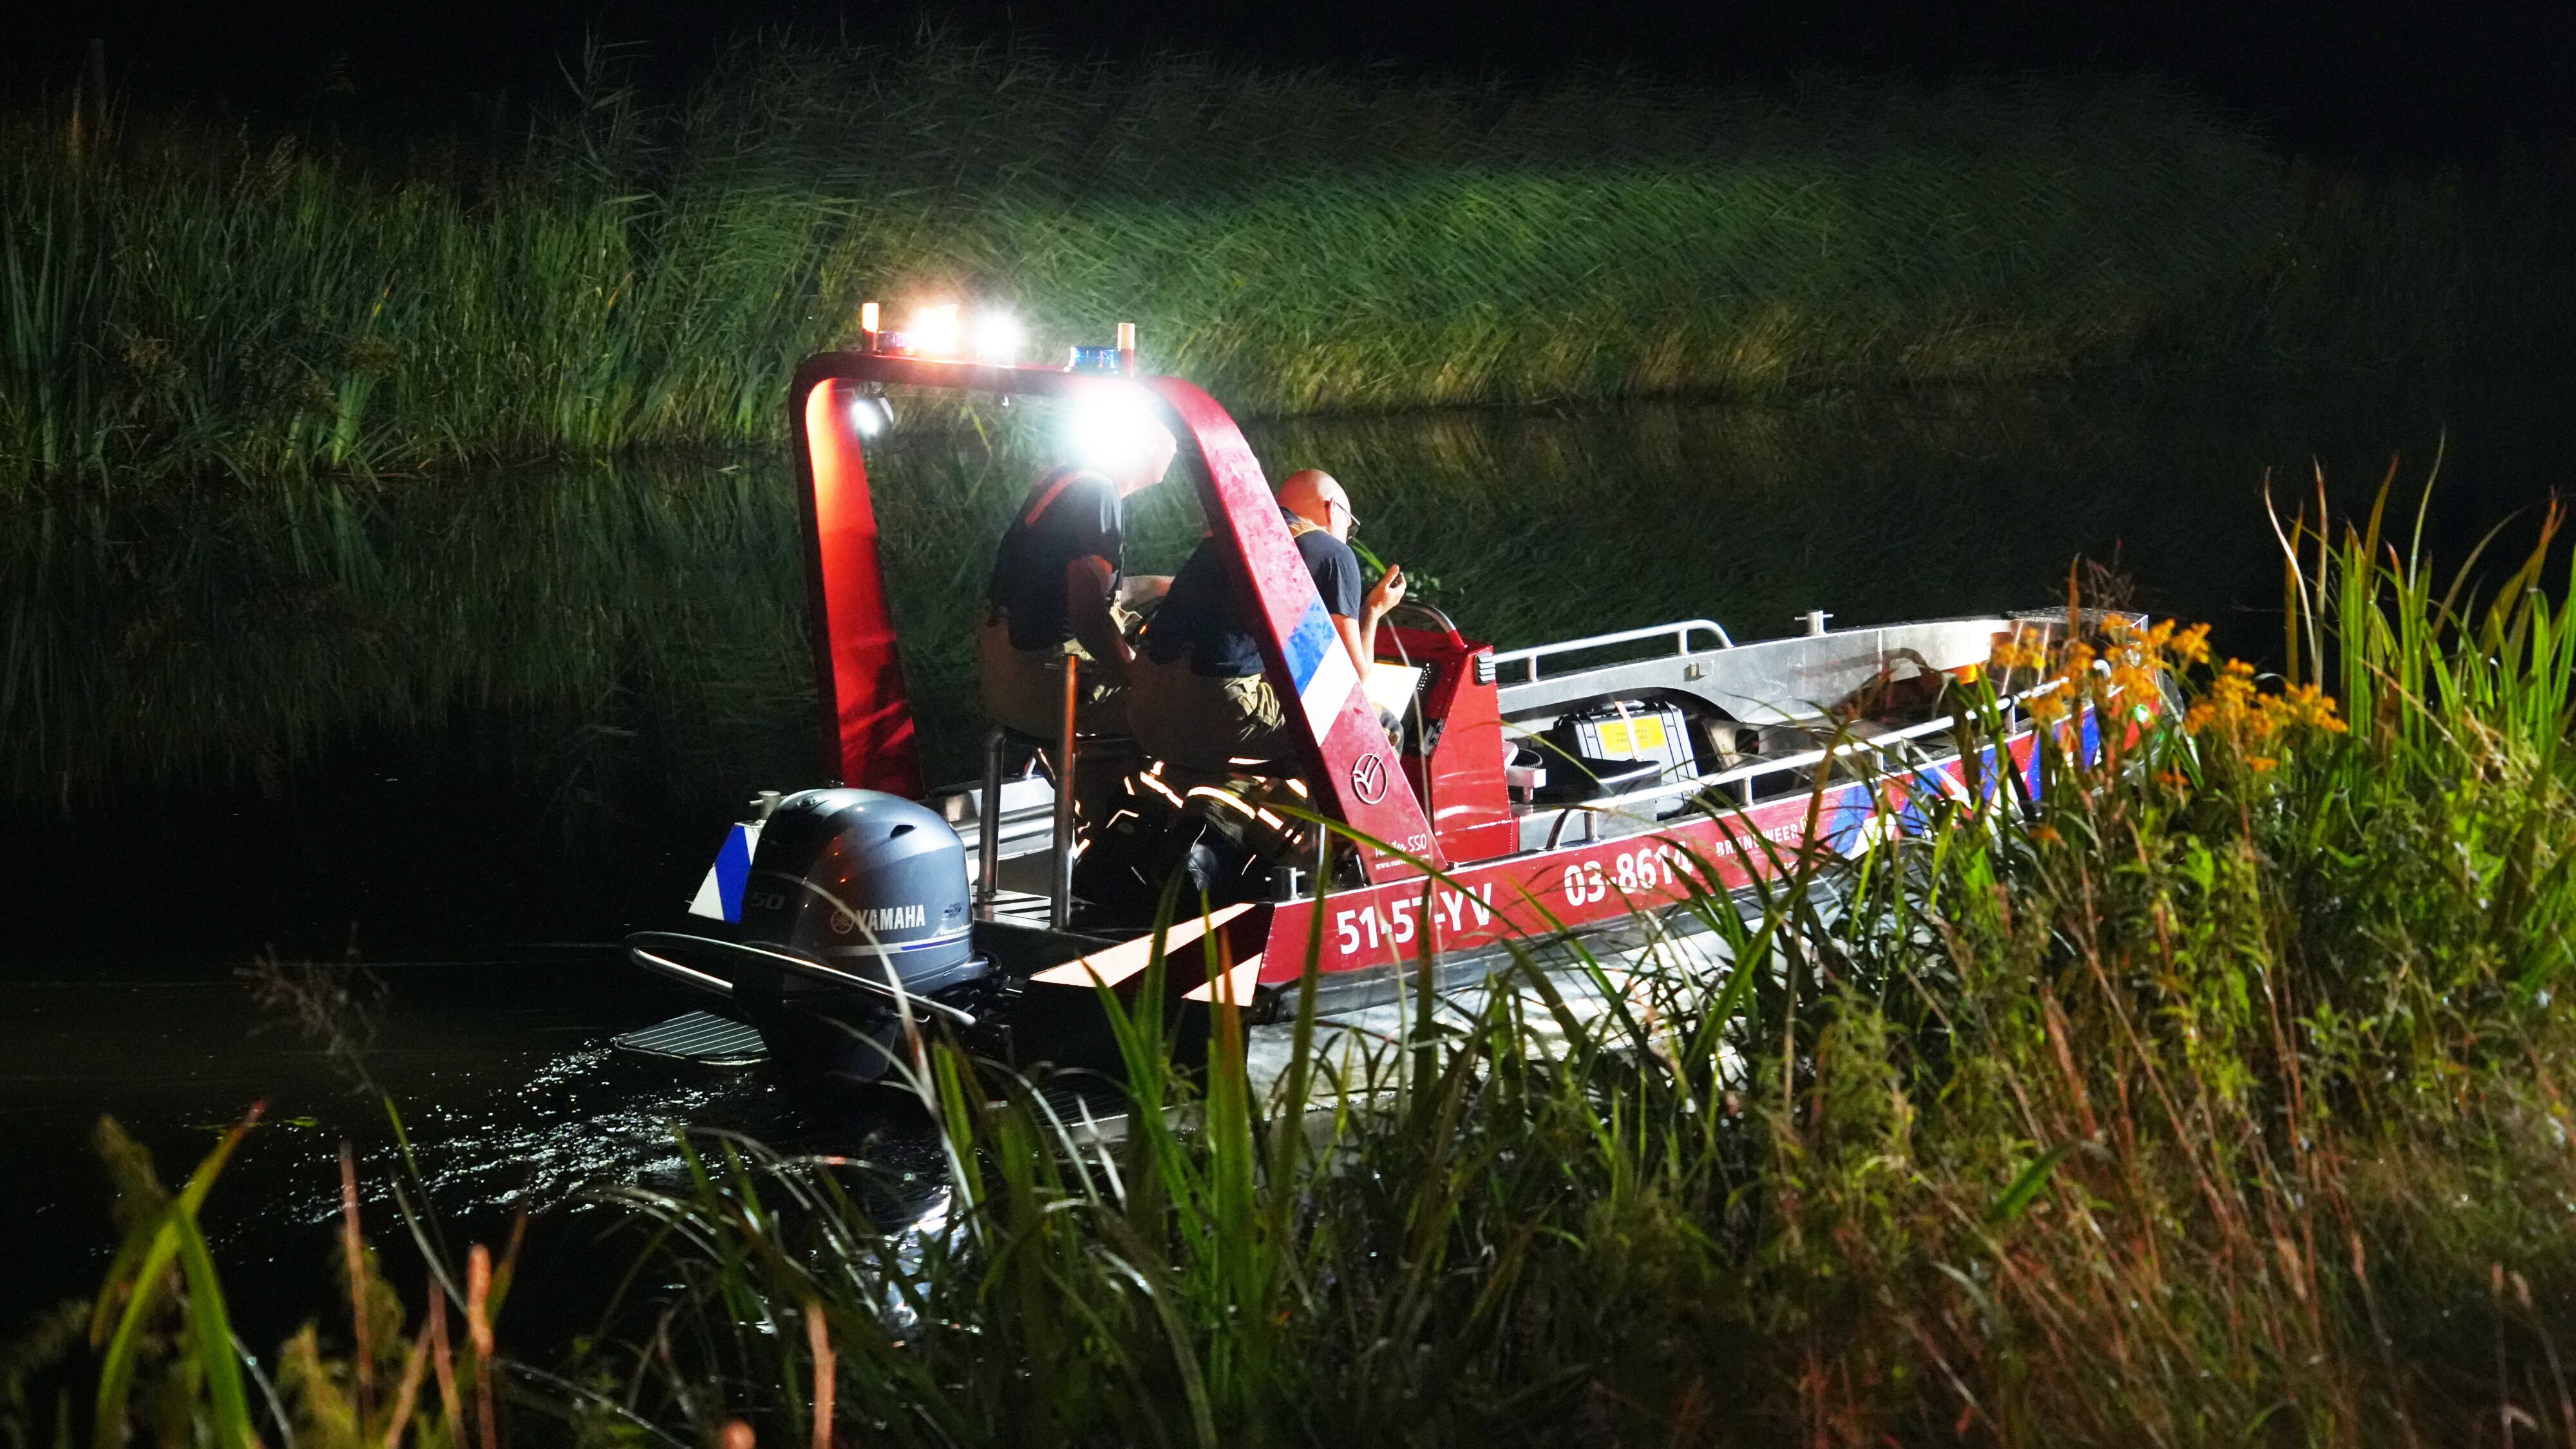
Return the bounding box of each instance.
[977,422,1177,740]
[1127,468,1407,773]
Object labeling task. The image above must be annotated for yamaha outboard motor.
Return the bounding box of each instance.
[732,788,992,1088]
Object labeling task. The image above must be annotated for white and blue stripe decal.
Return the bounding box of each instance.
[713,826,755,920]
[686,820,765,923]
[1284,594,1361,743]
[1282,596,1338,692]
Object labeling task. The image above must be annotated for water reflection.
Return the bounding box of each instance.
[11,375,2561,806]
[377,1045,951,1224]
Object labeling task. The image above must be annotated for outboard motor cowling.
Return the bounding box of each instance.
[741,789,974,981]
[734,788,987,1086]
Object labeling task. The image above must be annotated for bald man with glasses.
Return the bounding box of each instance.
[1127,468,1408,774]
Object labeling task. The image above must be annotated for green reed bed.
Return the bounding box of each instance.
[15,487,2576,1446]
[9,39,2564,495]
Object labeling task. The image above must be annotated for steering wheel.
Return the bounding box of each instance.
[1387,600,1467,647]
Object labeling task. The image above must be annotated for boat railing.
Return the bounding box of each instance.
[1487,618,1734,683]
[1532,676,2069,849]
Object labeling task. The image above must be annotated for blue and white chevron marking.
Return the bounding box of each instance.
[1282,594,1360,743]
[685,819,765,922]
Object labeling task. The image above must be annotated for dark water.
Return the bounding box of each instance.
[5,372,2571,1340]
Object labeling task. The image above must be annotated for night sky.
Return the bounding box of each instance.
[9,0,2571,166]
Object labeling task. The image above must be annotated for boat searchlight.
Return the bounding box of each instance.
[1061,386,1164,475]
[974,310,1023,365]
[848,385,894,438]
[909,303,961,357]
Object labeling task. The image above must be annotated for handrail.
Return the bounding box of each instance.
[1486,618,1734,683]
[1387,600,1466,646]
[625,931,978,1027]
[1529,675,2062,828]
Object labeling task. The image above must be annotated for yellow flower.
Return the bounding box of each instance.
[2182,656,2345,769]
[1986,618,2254,761]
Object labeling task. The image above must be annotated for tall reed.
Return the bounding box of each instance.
[12,38,2562,496]
[0,1108,524,1449]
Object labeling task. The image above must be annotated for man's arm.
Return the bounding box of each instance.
[1352,564,1407,677]
[1066,554,1132,674]
[1330,613,1369,683]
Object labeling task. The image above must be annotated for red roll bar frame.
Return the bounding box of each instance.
[787,352,1440,879]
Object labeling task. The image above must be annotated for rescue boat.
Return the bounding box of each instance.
[615,324,2107,1091]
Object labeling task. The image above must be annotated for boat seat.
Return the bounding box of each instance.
[996,723,1137,773]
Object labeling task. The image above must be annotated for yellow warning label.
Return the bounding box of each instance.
[1595,715,1668,755]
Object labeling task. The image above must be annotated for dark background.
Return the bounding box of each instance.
[7,0,2570,166]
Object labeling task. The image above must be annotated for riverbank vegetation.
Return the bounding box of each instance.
[6,39,2572,494]
[13,489,2576,1444]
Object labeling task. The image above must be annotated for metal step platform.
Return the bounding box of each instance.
[612,1010,768,1066]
